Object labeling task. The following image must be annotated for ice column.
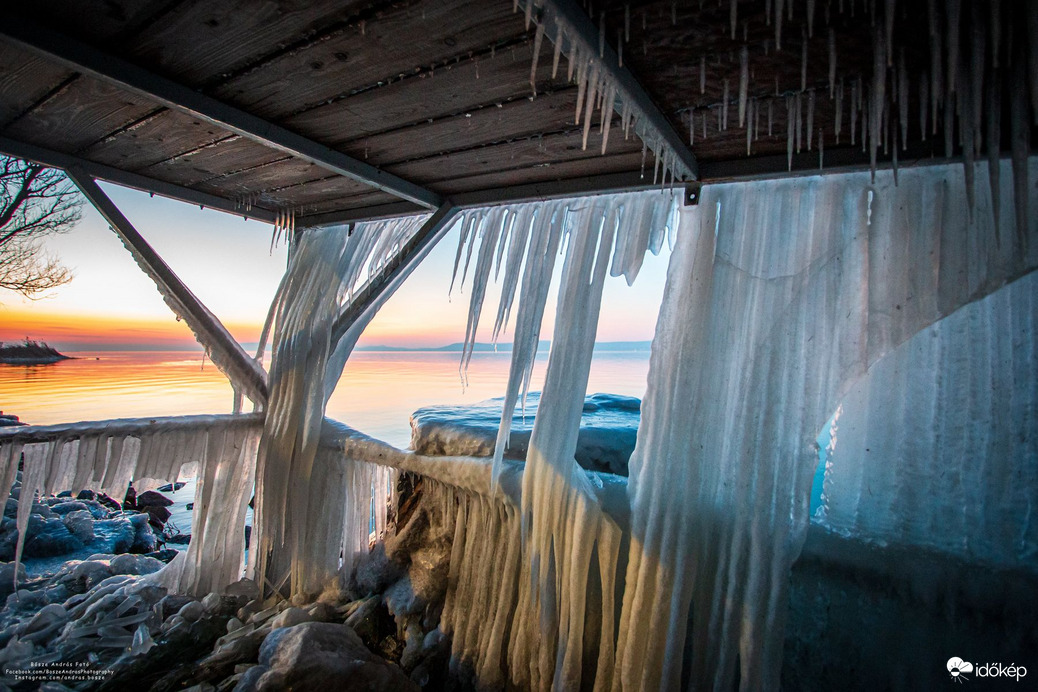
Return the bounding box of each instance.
[614,159,1037,690]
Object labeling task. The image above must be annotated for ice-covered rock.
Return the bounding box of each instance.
[110,553,164,576]
[62,510,94,544]
[23,518,83,558]
[254,622,417,691]
[410,392,640,475]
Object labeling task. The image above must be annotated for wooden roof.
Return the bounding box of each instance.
[0,0,1021,227]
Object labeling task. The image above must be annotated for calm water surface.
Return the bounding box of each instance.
[1,350,652,449]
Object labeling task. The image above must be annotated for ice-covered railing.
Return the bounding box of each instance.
[0,414,262,596]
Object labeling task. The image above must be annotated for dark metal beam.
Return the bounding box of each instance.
[330,203,460,344]
[1,15,444,210]
[539,0,698,181]
[67,171,269,405]
[0,136,278,223]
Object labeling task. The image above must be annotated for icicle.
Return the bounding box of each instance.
[990,0,1001,69]
[787,95,795,169]
[919,73,929,141]
[618,29,623,67]
[739,46,749,127]
[776,0,785,50]
[836,81,844,142]
[524,0,533,30]
[602,87,616,154]
[871,26,886,182]
[885,0,895,67]
[689,109,695,145]
[801,33,808,91]
[624,3,630,42]
[898,51,909,150]
[722,78,730,130]
[796,91,803,152]
[530,22,545,97]
[946,0,960,96]
[819,127,824,168]
[552,26,563,79]
[700,55,706,94]
[1029,4,1038,125]
[702,109,708,140]
[807,90,815,150]
[929,0,943,136]
[599,13,605,58]
[986,67,1002,238]
[828,29,837,97]
[582,64,601,149]
[768,99,774,136]
[1010,32,1031,250]
[807,0,816,37]
[746,99,754,155]
[851,80,859,145]
[730,0,738,39]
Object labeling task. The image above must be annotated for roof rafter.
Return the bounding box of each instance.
[0,15,444,210]
[0,135,278,223]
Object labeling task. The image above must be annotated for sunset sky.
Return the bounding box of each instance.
[0,182,671,352]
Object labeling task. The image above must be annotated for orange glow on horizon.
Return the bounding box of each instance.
[0,307,265,351]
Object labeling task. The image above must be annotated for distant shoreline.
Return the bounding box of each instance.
[0,341,72,365]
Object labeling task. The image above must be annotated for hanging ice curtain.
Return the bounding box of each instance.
[615,160,1037,690]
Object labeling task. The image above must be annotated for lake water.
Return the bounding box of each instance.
[0,349,653,449]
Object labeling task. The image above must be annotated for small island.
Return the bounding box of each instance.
[0,338,70,364]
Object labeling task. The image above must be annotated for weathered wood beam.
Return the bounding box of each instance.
[67,171,269,405]
[0,136,277,224]
[330,203,460,344]
[0,16,444,210]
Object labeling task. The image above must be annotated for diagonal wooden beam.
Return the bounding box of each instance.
[330,203,460,345]
[67,171,269,405]
[1,15,444,210]
[0,135,277,224]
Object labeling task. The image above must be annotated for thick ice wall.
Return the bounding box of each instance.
[615,159,1038,691]
[817,269,1038,569]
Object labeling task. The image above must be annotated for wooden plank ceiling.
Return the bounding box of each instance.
[0,0,1019,225]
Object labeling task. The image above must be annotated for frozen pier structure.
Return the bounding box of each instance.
[1,1,1036,689]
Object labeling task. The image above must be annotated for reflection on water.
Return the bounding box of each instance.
[1,350,652,449]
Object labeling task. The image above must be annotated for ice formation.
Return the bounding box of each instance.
[817,269,1038,569]
[250,215,432,598]
[0,414,262,595]
[614,159,1037,690]
[447,189,675,688]
[513,0,693,184]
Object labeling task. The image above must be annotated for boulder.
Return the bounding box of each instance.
[157,482,186,493]
[136,490,173,508]
[0,562,26,600]
[75,489,96,501]
[255,622,417,691]
[128,513,157,553]
[50,500,89,516]
[23,518,83,558]
[110,553,164,576]
[93,517,135,554]
[270,607,311,630]
[62,510,94,544]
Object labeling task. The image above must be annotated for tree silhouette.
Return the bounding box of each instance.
[0,155,83,297]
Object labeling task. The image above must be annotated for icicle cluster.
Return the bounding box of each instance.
[0,415,262,596]
[250,214,433,599]
[449,188,675,688]
[668,0,1034,236]
[615,159,1036,690]
[514,0,693,185]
